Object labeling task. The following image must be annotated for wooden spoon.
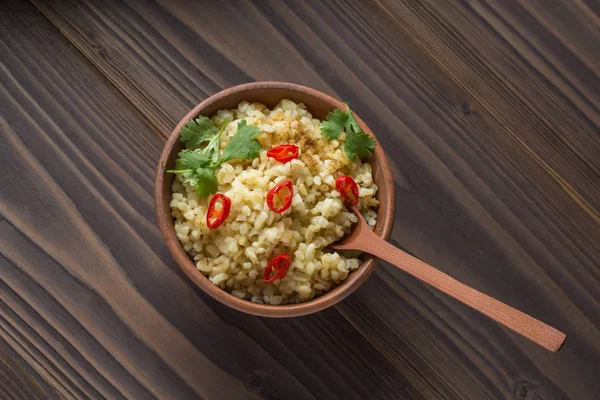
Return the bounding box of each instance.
[329,205,567,352]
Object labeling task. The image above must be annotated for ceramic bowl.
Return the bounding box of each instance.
[155,81,395,317]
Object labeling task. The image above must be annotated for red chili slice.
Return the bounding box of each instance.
[263,253,292,283]
[266,180,293,213]
[267,144,298,163]
[336,175,359,205]
[206,193,231,229]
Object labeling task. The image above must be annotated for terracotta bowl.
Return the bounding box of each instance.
[155,82,395,317]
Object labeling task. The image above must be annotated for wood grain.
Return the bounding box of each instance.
[0,346,53,400]
[1,0,599,399]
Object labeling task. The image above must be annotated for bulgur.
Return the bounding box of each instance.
[170,100,378,304]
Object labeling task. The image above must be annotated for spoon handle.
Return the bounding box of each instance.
[365,236,566,352]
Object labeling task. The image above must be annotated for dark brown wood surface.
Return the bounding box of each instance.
[1,0,599,399]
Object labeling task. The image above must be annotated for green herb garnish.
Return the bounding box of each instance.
[168,117,262,197]
[218,120,263,166]
[179,115,228,162]
[319,104,376,161]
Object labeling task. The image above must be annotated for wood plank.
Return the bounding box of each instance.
[8,0,600,398]
[0,2,424,399]
[30,0,333,136]
[373,0,600,219]
[0,345,55,400]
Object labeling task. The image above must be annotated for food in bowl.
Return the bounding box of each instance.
[168,99,379,305]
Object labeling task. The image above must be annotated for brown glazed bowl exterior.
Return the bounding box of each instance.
[155,82,395,317]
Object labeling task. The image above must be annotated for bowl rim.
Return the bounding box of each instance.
[155,81,395,317]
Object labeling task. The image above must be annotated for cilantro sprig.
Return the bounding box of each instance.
[168,117,262,197]
[319,104,376,161]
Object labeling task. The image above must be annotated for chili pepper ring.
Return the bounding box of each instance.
[206,193,231,229]
[266,180,293,213]
[336,175,359,205]
[264,253,292,283]
[267,144,299,163]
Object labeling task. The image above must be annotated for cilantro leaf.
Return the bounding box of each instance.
[179,116,218,150]
[320,108,348,139]
[166,149,213,193]
[202,117,229,163]
[176,149,211,170]
[319,103,376,161]
[343,111,376,160]
[219,120,262,164]
[193,168,218,197]
[344,128,377,160]
[168,149,210,174]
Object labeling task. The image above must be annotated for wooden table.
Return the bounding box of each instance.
[1,1,599,399]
